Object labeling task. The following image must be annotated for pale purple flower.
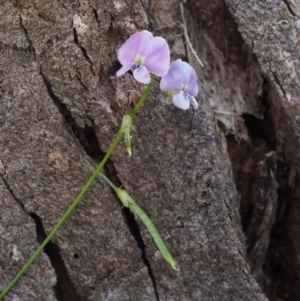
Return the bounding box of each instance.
[116,30,170,84]
[160,59,199,110]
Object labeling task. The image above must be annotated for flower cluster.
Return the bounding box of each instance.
[116,30,199,110]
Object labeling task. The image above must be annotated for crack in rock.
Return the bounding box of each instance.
[73,28,95,76]
[1,175,82,301]
[19,15,36,60]
[29,212,83,301]
[282,0,296,17]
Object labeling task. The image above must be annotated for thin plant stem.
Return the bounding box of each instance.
[0,76,154,300]
[98,172,118,191]
[129,75,154,118]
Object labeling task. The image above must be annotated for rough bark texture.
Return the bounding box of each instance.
[1,0,299,300]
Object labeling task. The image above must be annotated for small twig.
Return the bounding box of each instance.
[213,110,241,116]
[180,2,204,67]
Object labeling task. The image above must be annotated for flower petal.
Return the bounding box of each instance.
[184,65,198,96]
[172,91,190,110]
[133,66,151,84]
[160,59,198,96]
[117,30,153,65]
[160,59,185,92]
[143,37,170,76]
[116,62,134,77]
[188,95,199,110]
[178,60,198,96]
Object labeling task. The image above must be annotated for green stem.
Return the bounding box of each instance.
[129,74,154,118]
[98,172,118,191]
[0,76,154,300]
[128,202,178,270]
[99,175,178,270]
